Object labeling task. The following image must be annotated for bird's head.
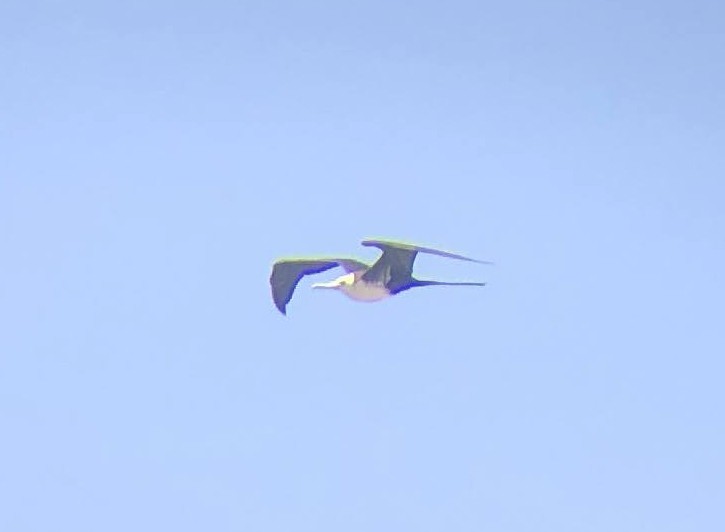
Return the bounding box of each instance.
[312,272,355,290]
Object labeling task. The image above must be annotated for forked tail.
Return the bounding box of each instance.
[391,278,486,294]
[414,280,487,287]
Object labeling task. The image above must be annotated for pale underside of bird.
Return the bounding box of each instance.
[269,238,492,315]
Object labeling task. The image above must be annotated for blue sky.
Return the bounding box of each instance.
[1,1,724,530]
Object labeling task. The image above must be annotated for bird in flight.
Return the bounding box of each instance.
[270,238,492,314]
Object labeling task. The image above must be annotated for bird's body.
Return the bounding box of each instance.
[269,238,491,314]
[316,271,392,302]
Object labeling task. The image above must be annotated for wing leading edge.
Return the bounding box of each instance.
[361,239,492,264]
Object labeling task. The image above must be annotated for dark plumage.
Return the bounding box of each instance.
[270,239,491,315]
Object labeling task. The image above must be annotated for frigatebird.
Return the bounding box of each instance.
[269,239,491,315]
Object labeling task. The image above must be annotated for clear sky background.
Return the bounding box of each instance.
[2,1,724,530]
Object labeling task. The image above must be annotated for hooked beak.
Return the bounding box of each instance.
[312,280,341,289]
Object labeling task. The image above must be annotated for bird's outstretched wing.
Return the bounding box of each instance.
[362,239,491,264]
[360,239,491,293]
[270,258,368,314]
